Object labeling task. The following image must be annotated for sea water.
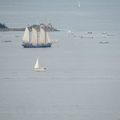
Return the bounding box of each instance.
[0,0,120,120]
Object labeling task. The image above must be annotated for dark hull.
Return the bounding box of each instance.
[22,43,52,48]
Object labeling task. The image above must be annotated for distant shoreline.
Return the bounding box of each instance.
[0,27,60,32]
[0,28,25,32]
[0,25,60,32]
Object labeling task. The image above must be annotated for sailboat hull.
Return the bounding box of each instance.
[22,43,52,48]
[34,67,46,72]
[34,68,46,72]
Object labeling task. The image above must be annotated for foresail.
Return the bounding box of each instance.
[31,28,38,46]
[22,27,30,43]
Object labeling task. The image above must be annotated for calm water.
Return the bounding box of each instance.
[0,0,120,120]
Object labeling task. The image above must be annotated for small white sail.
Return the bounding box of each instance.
[31,28,38,46]
[34,58,40,69]
[22,27,30,43]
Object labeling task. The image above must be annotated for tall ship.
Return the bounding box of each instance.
[22,24,52,48]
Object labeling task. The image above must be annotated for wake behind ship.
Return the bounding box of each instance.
[22,25,52,48]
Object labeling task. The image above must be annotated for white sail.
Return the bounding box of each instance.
[34,58,40,69]
[39,28,51,44]
[31,28,38,45]
[37,31,40,44]
[39,28,46,44]
[46,32,51,43]
[22,27,30,43]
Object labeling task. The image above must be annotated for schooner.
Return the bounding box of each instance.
[22,24,52,48]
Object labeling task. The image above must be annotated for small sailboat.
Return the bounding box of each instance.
[34,58,46,72]
[78,1,80,8]
[99,41,109,44]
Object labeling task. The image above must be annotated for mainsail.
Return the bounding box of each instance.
[39,27,51,44]
[31,28,38,46]
[22,27,30,43]
[39,28,46,44]
[46,32,51,43]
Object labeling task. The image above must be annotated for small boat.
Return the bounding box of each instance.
[87,32,92,34]
[3,40,12,43]
[67,30,72,34]
[102,32,107,35]
[34,58,46,72]
[99,41,109,44]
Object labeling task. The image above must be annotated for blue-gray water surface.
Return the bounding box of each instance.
[0,0,120,120]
